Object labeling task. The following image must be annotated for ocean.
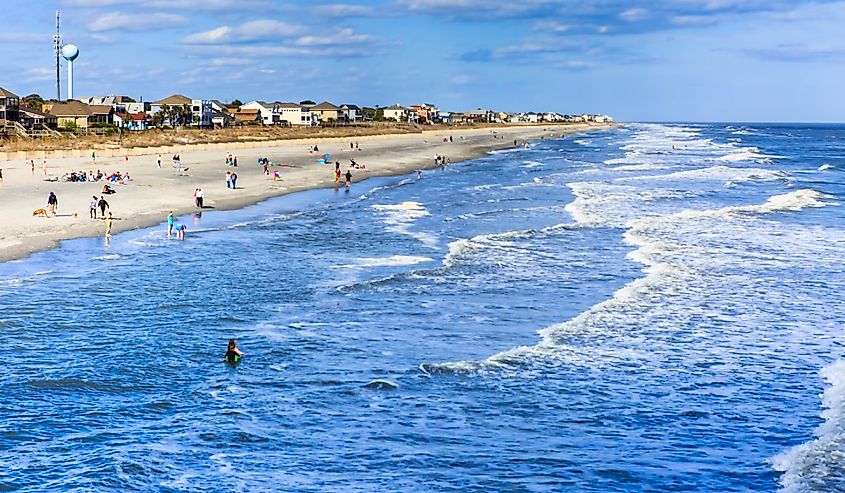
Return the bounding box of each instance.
[0,123,843,492]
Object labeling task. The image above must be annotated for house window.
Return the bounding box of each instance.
[192,106,199,112]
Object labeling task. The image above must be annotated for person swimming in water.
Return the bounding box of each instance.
[224,339,243,364]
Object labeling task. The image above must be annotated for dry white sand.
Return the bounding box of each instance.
[0,124,606,261]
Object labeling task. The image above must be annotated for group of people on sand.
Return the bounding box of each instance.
[63,169,131,184]
[225,153,238,167]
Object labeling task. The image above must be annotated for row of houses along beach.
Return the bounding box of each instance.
[0,87,612,138]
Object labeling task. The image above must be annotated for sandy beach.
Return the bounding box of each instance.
[0,123,606,262]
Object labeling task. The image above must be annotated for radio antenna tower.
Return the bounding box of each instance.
[54,11,62,101]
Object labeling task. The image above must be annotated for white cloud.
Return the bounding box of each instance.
[184,26,233,44]
[535,20,571,33]
[183,20,306,44]
[66,0,273,9]
[295,28,376,46]
[312,4,375,16]
[619,8,648,22]
[88,12,187,32]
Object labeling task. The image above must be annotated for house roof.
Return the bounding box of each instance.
[275,102,303,109]
[116,113,149,121]
[311,101,339,111]
[340,104,360,110]
[48,100,93,117]
[19,106,53,118]
[384,104,407,110]
[89,105,114,115]
[234,110,262,122]
[154,94,192,105]
[0,87,19,98]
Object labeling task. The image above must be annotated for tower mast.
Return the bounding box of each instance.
[54,11,62,101]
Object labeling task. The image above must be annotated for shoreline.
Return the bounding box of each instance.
[0,123,614,263]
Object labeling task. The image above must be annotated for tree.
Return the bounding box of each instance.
[22,93,44,109]
[123,96,137,103]
[230,99,243,107]
[299,100,316,106]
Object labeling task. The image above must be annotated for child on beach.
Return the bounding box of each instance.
[174,223,187,240]
[105,212,113,237]
[167,211,174,237]
[273,169,281,181]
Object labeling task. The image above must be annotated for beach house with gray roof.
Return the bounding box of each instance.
[0,87,21,128]
[310,101,343,122]
[275,102,314,126]
[383,104,410,122]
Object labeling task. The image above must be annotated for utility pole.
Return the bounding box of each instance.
[54,11,62,101]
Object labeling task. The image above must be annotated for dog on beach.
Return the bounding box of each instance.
[32,208,49,217]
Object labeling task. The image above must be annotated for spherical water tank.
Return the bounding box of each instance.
[61,44,79,61]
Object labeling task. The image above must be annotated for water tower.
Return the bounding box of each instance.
[61,44,79,100]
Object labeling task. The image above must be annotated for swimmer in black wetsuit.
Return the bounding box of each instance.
[224,339,243,364]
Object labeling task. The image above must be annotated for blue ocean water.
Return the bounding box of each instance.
[0,123,843,492]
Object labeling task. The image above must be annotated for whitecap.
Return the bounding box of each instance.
[772,360,845,493]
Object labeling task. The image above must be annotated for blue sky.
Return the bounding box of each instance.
[1,0,844,122]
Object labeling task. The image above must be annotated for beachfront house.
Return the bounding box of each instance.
[233,108,263,125]
[19,106,58,130]
[88,105,115,126]
[45,100,93,129]
[114,112,150,131]
[340,104,362,122]
[76,95,136,114]
[240,101,277,125]
[409,103,439,123]
[150,94,212,127]
[437,110,451,123]
[310,101,343,123]
[0,86,21,125]
[275,102,313,126]
[383,104,410,122]
[463,108,495,123]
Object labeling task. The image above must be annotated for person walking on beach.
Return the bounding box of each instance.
[230,172,237,189]
[225,171,232,189]
[335,168,341,182]
[97,196,109,218]
[30,160,35,175]
[157,155,162,168]
[42,160,47,176]
[345,169,352,189]
[89,195,98,219]
[105,212,113,237]
[47,192,58,216]
[167,211,174,237]
[263,162,269,176]
[196,188,204,208]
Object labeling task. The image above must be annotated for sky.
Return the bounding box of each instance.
[1,0,844,122]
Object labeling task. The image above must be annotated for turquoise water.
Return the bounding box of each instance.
[1,123,843,491]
